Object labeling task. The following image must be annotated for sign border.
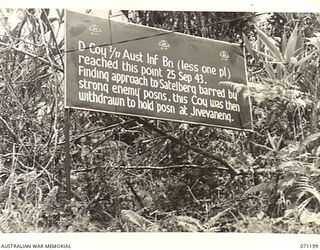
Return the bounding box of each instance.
[64,9,254,131]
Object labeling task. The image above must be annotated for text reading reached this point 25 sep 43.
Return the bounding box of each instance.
[65,10,252,130]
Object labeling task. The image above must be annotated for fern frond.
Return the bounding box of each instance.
[290,176,320,209]
[218,81,250,101]
[174,216,204,232]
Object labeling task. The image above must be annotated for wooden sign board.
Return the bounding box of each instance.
[65,10,253,130]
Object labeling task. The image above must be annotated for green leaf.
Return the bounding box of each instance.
[243,33,259,61]
[300,210,320,225]
[267,131,277,151]
[121,210,144,227]
[203,208,230,230]
[306,37,320,52]
[284,24,301,62]
[121,210,159,231]
[253,47,280,61]
[295,30,304,59]
[299,132,320,151]
[281,31,287,54]
[265,63,276,80]
[256,37,262,52]
[278,175,295,191]
[245,182,275,195]
[275,64,283,79]
[297,185,320,206]
[255,26,284,62]
[293,51,315,66]
[276,134,283,151]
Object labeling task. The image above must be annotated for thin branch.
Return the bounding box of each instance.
[40,8,64,69]
[126,179,145,209]
[134,117,238,177]
[0,41,63,72]
[187,185,200,205]
[0,115,19,144]
[114,164,228,171]
[249,141,274,151]
[58,118,136,145]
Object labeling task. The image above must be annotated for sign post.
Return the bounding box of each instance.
[65,10,253,131]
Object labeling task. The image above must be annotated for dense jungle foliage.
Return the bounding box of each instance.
[0,9,319,232]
